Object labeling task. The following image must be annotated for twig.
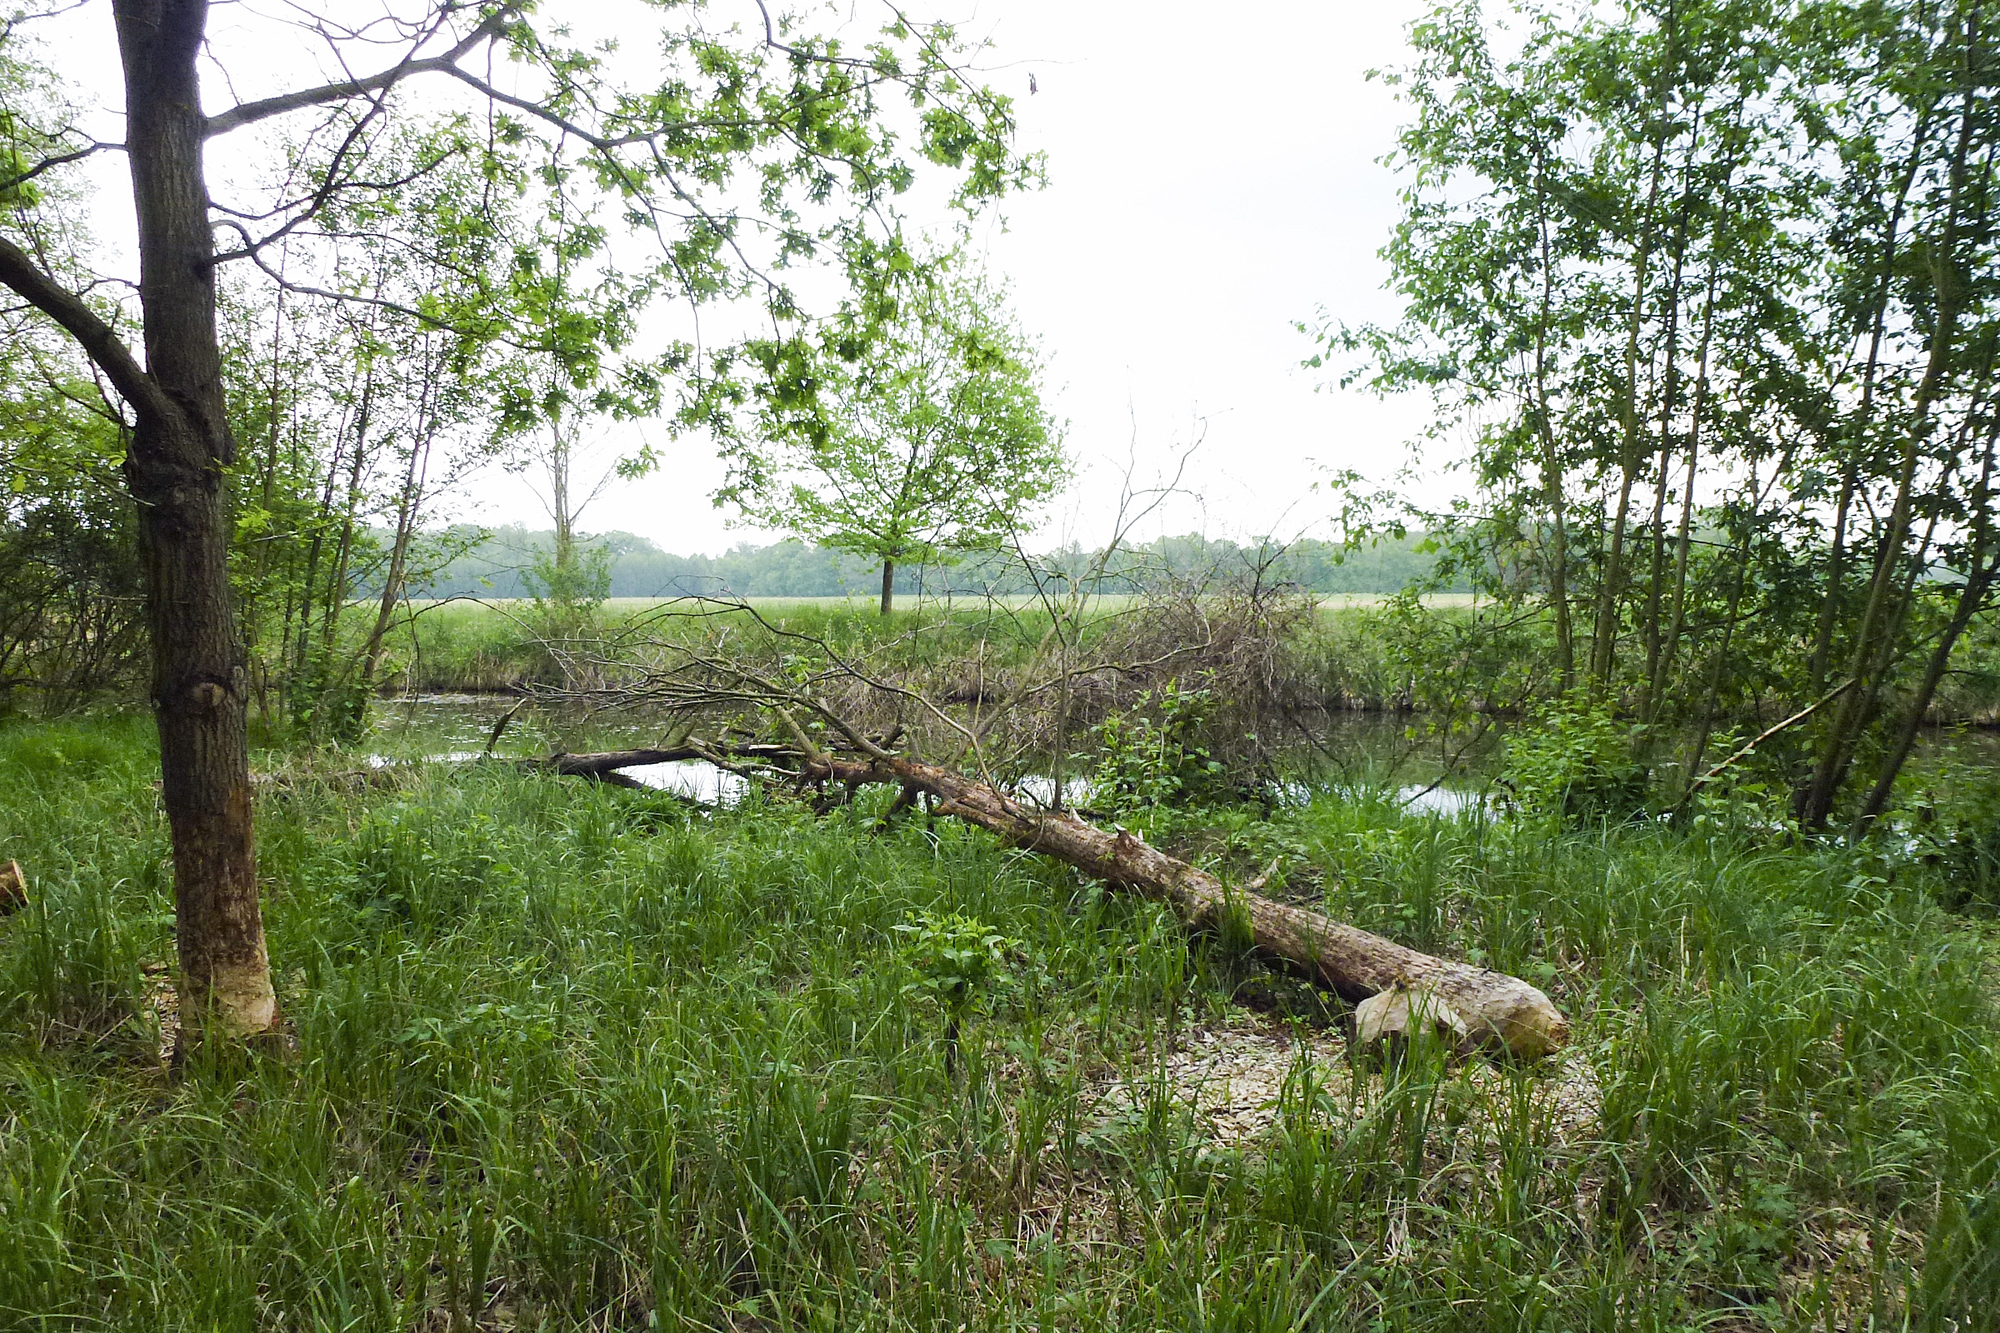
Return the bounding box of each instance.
[482,698,529,757]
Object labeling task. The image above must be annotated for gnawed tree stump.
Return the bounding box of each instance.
[540,747,1569,1059]
[1353,983,1475,1060]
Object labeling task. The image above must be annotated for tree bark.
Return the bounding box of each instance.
[543,747,1571,1059]
[116,0,276,1040]
[0,13,279,1044]
[832,755,1568,1057]
[880,558,895,616]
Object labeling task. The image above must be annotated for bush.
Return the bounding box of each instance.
[1087,681,1235,818]
[1500,692,1653,824]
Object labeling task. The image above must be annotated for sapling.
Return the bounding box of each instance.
[895,911,1014,1080]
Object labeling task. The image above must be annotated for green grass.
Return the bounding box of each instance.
[354,594,1477,699]
[2,715,1997,1328]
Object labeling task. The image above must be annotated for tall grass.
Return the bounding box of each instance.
[2,716,1996,1328]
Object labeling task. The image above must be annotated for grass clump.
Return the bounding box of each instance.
[2,714,1998,1328]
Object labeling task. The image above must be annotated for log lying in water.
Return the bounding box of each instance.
[524,744,799,791]
[551,746,1570,1060]
[528,747,705,790]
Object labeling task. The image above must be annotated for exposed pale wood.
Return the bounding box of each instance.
[1354,984,1472,1056]
[549,746,1568,1059]
[809,754,1569,1060]
[0,860,25,916]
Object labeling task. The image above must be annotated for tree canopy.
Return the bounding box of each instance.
[1322,0,2000,829]
[0,0,1037,1038]
[720,251,1066,611]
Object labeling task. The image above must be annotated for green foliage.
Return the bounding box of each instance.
[1500,692,1652,825]
[2,716,1999,1325]
[3,0,1040,732]
[1088,681,1233,819]
[0,395,143,712]
[521,536,614,665]
[1882,739,2000,908]
[721,248,1067,602]
[348,801,506,938]
[894,910,1014,1027]
[1323,0,2000,825]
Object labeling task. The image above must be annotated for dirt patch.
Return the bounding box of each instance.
[1089,1010,1603,1151]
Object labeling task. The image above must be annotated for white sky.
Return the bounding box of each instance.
[41,0,1456,555]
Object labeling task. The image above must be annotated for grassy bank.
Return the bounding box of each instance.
[346,595,1478,702]
[2,715,1997,1327]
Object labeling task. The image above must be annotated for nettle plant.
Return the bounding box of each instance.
[1087,680,1233,820]
[894,911,1014,1078]
[1500,693,1654,825]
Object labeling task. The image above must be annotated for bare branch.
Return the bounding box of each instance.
[0,139,123,199]
[0,234,170,425]
[203,9,508,139]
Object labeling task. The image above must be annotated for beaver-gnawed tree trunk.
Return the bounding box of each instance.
[116,0,275,1041]
[818,753,1569,1059]
[0,2,276,1042]
[541,745,1570,1059]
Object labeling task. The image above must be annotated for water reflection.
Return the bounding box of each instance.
[1011,773,1094,807]
[366,694,1501,818]
[622,759,748,806]
[1398,785,1492,818]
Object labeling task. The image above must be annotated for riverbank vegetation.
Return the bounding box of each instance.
[6,0,2000,1323]
[3,715,1998,1327]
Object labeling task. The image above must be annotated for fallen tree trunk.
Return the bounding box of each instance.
[529,747,706,790]
[546,746,1569,1059]
[821,754,1567,1060]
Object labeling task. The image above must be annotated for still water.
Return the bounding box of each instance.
[366,694,1500,815]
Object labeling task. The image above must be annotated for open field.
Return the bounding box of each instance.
[3,715,1997,1328]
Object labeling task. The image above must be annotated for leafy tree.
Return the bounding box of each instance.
[226,120,532,739]
[1323,0,2000,831]
[0,1,1031,1042]
[723,254,1067,613]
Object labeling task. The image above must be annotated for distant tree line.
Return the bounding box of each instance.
[402,526,1464,600]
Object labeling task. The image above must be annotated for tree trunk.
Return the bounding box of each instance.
[1856,409,2000,831]
[1797,87,1977,830]
[829,755,1568,1057]
[1531,177,1574,689]
[116,0,275,1041]
[1589,50,1676,688]
[543,747,1569,1059]
[357,429,434,700]
[880,558,895,616]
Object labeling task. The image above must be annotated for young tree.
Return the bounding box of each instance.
[228,121,530,738]
[724,256,1066,613]
[1325,0,2000,830]
[0,2,1031,1042]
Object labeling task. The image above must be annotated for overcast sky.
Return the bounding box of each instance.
[47,0,1454,555]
